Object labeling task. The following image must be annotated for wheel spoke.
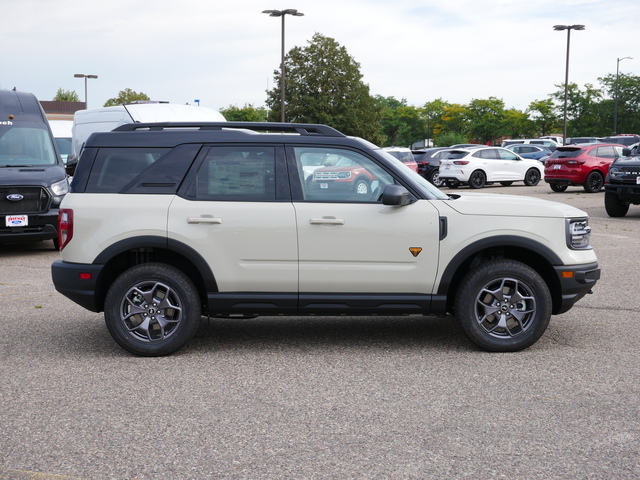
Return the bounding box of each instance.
[474,277,536,339]
[119,281,184,343]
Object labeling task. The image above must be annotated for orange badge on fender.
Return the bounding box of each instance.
[409,247,422,257]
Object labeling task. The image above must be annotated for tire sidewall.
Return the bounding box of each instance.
[104,263,201,356]
[454,259,552,352]
[524,168,541,186]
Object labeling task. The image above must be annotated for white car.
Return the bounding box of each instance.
[439,146,545,189]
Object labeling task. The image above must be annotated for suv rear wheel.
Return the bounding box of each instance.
[104,263,201,356]
[469,170,486,189]
[454,259,552,352]
[583,171,604,193]
[524,168,541,186]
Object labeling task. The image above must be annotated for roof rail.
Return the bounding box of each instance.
[112,122,345,137]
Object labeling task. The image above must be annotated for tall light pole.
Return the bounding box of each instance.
[614,56,632,135]
[262,9,304,122]
[553,24,585,145]
[74,73,98,108]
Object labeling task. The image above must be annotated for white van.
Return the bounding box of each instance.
[49,120,73,163]
[72,102,226,157]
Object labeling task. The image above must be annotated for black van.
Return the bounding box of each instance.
[0,89,69,249]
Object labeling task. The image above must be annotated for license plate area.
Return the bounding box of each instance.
[6,215,28,227]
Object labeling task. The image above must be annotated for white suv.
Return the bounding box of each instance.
[51,122,600,356]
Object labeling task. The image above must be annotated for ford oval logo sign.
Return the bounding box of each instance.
[7,194,24,201]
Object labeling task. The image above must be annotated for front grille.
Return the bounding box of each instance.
[0,187,51,214]
[616,166,640,182]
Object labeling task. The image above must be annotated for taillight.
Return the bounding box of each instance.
[58,209,73,250]
[453,161,470,165]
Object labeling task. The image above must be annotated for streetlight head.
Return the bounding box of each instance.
[87,75,98,79]
[262,9,282,16]
[74,73,85,78]
[553,25,567,30]
[572,24,586,30]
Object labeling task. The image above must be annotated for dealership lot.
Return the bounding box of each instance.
[1,183,639,480]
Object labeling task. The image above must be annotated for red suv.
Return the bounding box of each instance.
[544,143,624,193]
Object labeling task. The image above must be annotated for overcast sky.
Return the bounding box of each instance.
[2,0,638,113]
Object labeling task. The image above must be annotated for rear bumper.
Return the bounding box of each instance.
[51,259,104,312]
[554,262,600,314]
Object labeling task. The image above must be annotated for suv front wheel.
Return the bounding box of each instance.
[104,263,201,356]
[454,259,552,352]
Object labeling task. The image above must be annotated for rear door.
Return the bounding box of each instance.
[168,144,298,293]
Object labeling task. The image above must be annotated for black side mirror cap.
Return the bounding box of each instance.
[382,184,414,206]
[65,155,78,176]
[622,147,631,157]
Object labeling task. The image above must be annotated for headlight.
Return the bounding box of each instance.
[608,167,623,178]
[50,178,70,196]
[566,218,592,249]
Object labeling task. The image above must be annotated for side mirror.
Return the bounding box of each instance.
[382,184,414,206]
[622,147,631,157]
[65,155,78,176]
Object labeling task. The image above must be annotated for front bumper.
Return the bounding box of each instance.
[605,184,640,204]
[0,210,58,244]
[554,261,600,314]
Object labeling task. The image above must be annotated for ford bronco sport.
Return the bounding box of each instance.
[51,122,600,356]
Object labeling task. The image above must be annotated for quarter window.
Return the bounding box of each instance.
[86,148,170,193]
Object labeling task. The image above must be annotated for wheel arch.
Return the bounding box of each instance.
[437,235,563,314]
[92,236,217,312]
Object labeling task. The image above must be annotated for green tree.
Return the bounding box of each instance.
[104,88,150,107]
[376,96,426,147]
[551,83,603,136]
[466,97,506,145]
[598,73,640,135]
[434,132,468,147]
[433,104,469,140]
[266,33,383,144]
[527,99,561,137]
[53,88,80,102]
[421,99,450,147]
[503,108,536,139]
[220,104,268,122]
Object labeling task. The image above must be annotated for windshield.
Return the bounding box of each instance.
[0,123,58,167]
[378,150,448,200]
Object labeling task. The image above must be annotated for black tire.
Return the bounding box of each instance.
[500,181,513,186]
[604,191,629,217]
[524,168,541,186]
[429,169,444,187]
[354,178,370,195]
[454,259,552,352]
[52,237,60,251]
[549,183,568,192]
[583,171,604,193]
[104,263,201,356]
[469,170,486,189]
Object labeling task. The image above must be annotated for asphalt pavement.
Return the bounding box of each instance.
[1,183,639,480]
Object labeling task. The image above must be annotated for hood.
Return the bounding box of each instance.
[442,192,587,218]
[0,165,66,188]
